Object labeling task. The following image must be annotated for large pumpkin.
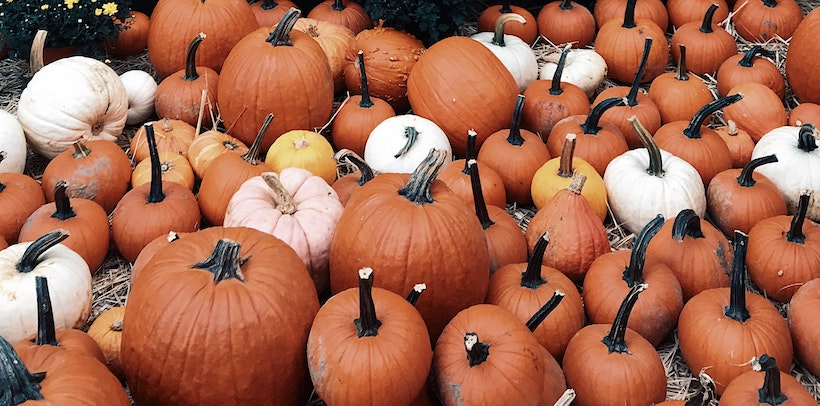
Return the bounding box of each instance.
[786,7,820,104]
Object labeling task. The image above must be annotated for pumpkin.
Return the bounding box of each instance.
[307,268,432,405]
[264,129,338,184]
[40,140,132,214]
[654,94,741,186]
[331,149,377,206]
[224,169,344,295]
[536,0,596,48]
[121,226,321,405]
[0,109,26,174]
[537,47,608,99]
[667,0,729,29]
[593,0,668,32]
[723,82,789,143]
[562,283,667,405]
[154,33,219,129]
[407,35,519,158]
[146,0,258,79]
[105,11,151,57]
[715,119,755,168]
[331,50,396,156]
[789,102,820,126]
[717,46,786,100]
[218,9,334,152]
[363,114,452,174]
[677,231,793,395]
[604,116,707,236]
[785,8,820,104]
[437,130,507,209]
[720,354,817,405]
[86,306,126,380]
[19,181,110,273]
[477,2,538,44]
[293,18,356,92]
[187,128,249,179]
[329,149,490,339]
[521,45,591,137]
[119,70,158,126]
[131,151,196,191]
[307,0,372,34]
[130,231,188,284]
[648,45,715,125]
[669,3,737,76]
[523,293,570,405]
[111,122,201,262]
[0,230,91,345]
[249,0,297,27]
[0,173,46,244]
[706,154,788,237]
[17,56,129,159]
[731,0,804,42]
[788,277,820,378]
[130,117,197,162]
[470,13,538,93]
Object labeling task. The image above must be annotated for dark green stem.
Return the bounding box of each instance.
[602,283,648,353]
[356,50,374,108]
[241,113,274,165]
[0,335,46,403]
[622,214,664,287]
[337,149,374,187]
[786,193,810,244]
[559,0,573,10]
[462,130,478,174]
[260,0,280,10]
[191,239,245,283]
[672,209,704,241]
[762,0,777,8]
[499,2,512,13]
[622,0,637,29]
[629,116,664,177]
[682,94,743,139]
[675,44,690,81]
[398,149,448,204]
[394,127,419,158]
[34,276,60,346]
[50,181,77,221]
[332,0,345,11]
[625,38,652,106]
[525,290,566,331]
[72,140,91,159]
[737,154,778,187]
[406,283,426,306]
[505,95,527,146]
[15,230,70,274]
[143,122,166,204]
[738,46,776,68]
[549,46,571,96]
[266,8,301,45]
[469,159,495,230]
[581,97,625,135]
[699,3,719,33]
[757,354,788,405]
[183,33,206,81]
[521,232,550,289]
[724,230,750,322]
[464,333,490,367]
[354,268,382,337]
[491,13,525,47]
[797,124,818,152]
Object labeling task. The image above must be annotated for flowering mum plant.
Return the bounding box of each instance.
[0,0,132,57]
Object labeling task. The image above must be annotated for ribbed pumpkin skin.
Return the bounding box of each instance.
[786,8,820,104]
[0,173,46,243]
[218,27,334,152]
[407,36,519,158]
[594,17,669,84]
[788,278,820,378]
[147,0,258,79]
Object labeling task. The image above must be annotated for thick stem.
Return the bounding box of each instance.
[34,276,60,346]
[675,44,690,81]
[241,113,274,165]
[464,333,490,367]
[394,127,420,158]
[15,230,70,274]
[406,283,426,306]
[266,8,301,45]
[50,181,77,221]
[505,95,527,146]
[0,335,46,403]
[671,209,704,241]
[567,172,586,194]
[332,0,345,10]
[183,33,206,81]
[625,38,653,106]
[143,123,166,204]
[525,290,565,332]
[757,354,788,405]
[398,149,448,204]
[354,267,382,337]
[521,232,550,289]
[191,239,245,283]
[491,13,526,47]
[260,0,280,10]
[335,149,375,186]
[559,0,573,10]
[622,0,637,28]
[469,159,495,230]
[499,2,513,13]
[683,94,743,139]
[557,134,577,178]
[737,154,778,187]
[582,97,625,135]
[72,140,91,158]
[261,173,297,215]
[738,46,776,68]
[602,283,648,353]
[699,3,719,33]
[629,116,664,177]
[797,124,818,152]
[549,45,572,96]
[724,230,750,322]
[762,0,777,8]
[622,214,664,287]
[462,130,478,174]
[786,192,810,244]
[355,50,374,108]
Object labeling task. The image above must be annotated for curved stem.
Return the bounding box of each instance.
[15,230,70,274]
[557,134,577,178]
[72,140,91,158]
[672,209,704,241]
[394,127,420,158]
[470,159,495,230]
[675,44,690,81]
[629,116,664,177]
[797,124,818,152]
[582,97,625,135]
[738,46,776,68]
[724,230,750,322]
[737,154,778,187]
[505,95,527,146]
[757,354,789,405]
[50,181,77,221]
[521,232,550,289]
[682,94,743,139]
[143,123,166,204]
[332,0,345,11]
[699,3,719,33]
[622,0,637,29]
[261,173,297,215]
[464,333,490,367]
[34,276,60,346]
[559,0,573,10]
[355,50,374,108]
[786,193,810,244]
[335,149,375,186]
[549,45,571,96]
[622,214,664,287]
[462,130,478,174]
[525,290,565,332]
[266,8,301,46]
[191,239,245,283]
[398,149,448,204]
[491,13,526,47]
[602,283,648,353]
[625,38,652,106]
[0,335,46,403]
[241,113,274,165]
[354,267,382,337]
[183,33,206,81]
[406,283,426,306]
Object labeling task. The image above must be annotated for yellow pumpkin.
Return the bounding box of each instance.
[264,130,337,184]
[132,151,196,191]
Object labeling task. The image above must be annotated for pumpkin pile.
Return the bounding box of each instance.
[1,0,820,403]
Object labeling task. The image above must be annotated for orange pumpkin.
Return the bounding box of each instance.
[669,3,737,76]
[293,18,356,93]
[593,0,668,32]
[786,8,820,104]
[105,11,151,57]
[536,0,596,48]
[131,151,196,191]
[732,0,804,42]
[0,173,46,243]
[789,102,820,126]
[249,0,297,27]
[186,128,249,179]
[667,0,729,29]
[438,130,507,209]
[478,3,539,44]
[648,45,714,125]
[714,120,755,168]
[307,0,372,34]
[723,82,789,143]
[129,118,196,162]
[717,46,785,100]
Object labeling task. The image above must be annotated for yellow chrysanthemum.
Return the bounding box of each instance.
[64,0,78,9]
[101,2,117,15]
[40,4,48,9]
[95,8,101,15]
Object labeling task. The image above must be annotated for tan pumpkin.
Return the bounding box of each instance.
[87,306,126,380]
[186,128,249,179]
[293,18,356,92]
[129,118,196,162]
[131,151,196,191]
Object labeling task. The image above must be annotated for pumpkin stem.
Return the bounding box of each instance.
[559,0,573,10]
[33,276,60,347]
[50,180,77,221]
[241,113,274,165]
[762,0,777,8]
[567,172,586,194]
[629,115,664,177]
[356,50,374,108]
[738,46,776,68]
[737,154,778,187]
[15,230,70,274]
[786,192,810,244]
[724,230,750,322]
[406,283,426,306]
[625,38,652,106]
[398,149,448,204]
[602,283,648,354]
[505,95,527,146]
[674,44,690,82]
[683,94,743,139]
[622,0,637,29]
[582,97,625,135]
[191,239,246,283]
[259,0,280,10]
[557,134,577,178]
[525,290,565,332]
[469,159,495,230]
[671,209,704,241]
[462,130,478,174]
[622,214,664,287]
[111,318,123,332]
[0,335,46,403]
[332,0,345,10]
[72,140,91,158]
[354,267,382,337]
[464,332,490,367]
[266,8,301,46]
[143,123,166,204]
[521,232,550,289]
[499,2,513,13]
[261,173,298,215]
[335,149,375,187]
[549,45,572,96]
[756,354,789,405]
[699,3,719,34]
[183,33,206,81]
[394,127,420,158]
[796,123,818,152]
[492,13,526,47]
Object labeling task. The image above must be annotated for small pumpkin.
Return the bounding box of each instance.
[119,70,158,126]
[470,13,539,93]
[437,130,507,209]
[789,102,820,126]
[536,0,596,48]
[669,3,737,76]
[788,277,820,378]
[186,128,249,179]
[723,82,789,143]
[667,0,729,29]
[363,114,452,174]
[131,151,196,191]
[264,129,337,184]
[129,117,197,163]
[249,0,297,27]
[647,45,714,125]
[477,2,538,44]
[86,306,126,381]
[537,47,608,98]
[105,11,151,57]
[0,173,46,244]
[293,18,356,92]
[593,0,668,31]
[731,0,804,42]
[307,0,372,34]
[719,354,817,405]
[715,119,755,168]
[717,46,786,100]
[0,109,26,174]
[331,149,377,206]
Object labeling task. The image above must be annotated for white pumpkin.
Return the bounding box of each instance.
[120,70,158,126]
[604,117,706,235]
[0,230,92,345]
[751,124,820,221]
[364,114,452,174]
[539,47,607,99]
[0,110,26,174]
[470,13,539,93]
[17,56,129,159]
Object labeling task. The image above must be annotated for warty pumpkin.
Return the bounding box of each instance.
[647,45,715,125]
[788,277,820,378]
[0,173,46,244]
[437,130,507,209]
[536,0,596,48]
[717,46,786,100]
[731,0,804,42]
[785,8,820,104]
[669,3,737,76]
[264,129,338,184]
[470,13,539,93]
[477,2,538,45]
[720,354,817,405]
[307,0,372,34]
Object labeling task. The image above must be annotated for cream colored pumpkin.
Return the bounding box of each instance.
[470,14,539,92]
[17,56,129,159]
[0,110,26,174]
[120,70,158,125]
[224,168,344,294]
[364,114,452,174]
[538,48,607,99]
